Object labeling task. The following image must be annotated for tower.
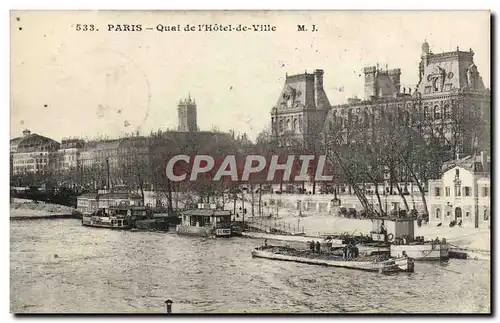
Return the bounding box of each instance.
[177,94,198,132]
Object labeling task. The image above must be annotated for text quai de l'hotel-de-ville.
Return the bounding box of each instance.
[106,24,277,32]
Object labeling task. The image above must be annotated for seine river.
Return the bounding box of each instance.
[10,219,490,314]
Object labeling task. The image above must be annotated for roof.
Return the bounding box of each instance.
[371,217,415,223]
[82,140,121,151]
[183,209,231,216]
[442,154,490,173]
[77,192,143,200]
[10,133,60,152]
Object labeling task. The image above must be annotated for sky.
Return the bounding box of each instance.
[10,10,490,142]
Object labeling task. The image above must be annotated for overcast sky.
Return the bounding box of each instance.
[10,10,490,142]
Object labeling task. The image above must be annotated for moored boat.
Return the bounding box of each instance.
[81,205,148,230]
[370,217,449,261]
[252,246,414,273]
[176,203,232,238]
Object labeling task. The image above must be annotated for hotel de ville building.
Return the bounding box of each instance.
[270,41,490,192]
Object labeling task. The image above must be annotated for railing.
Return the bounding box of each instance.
[244,217,304,235]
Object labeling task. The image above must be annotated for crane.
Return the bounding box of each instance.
[327,145,379,218]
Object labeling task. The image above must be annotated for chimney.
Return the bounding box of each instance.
[22,129,31,137]
[481,151,489,172]
[314,69,324,108]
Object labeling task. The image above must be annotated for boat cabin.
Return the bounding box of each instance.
[107,205,148,218]
[181,203,232,235]
[370,217,415,242]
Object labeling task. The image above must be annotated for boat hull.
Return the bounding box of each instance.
[391,243,449,261]
[176,225,232,237]
[251,249,413,273]
[81,216,131,230]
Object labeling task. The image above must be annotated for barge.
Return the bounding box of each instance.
[252,245,414,273]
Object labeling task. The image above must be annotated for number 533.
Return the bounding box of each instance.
[76,24,96,31]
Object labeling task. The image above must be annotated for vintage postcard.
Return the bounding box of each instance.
[10,10,491,314]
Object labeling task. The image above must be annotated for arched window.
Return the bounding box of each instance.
[279,120,284,132]
[292,118,298,132]
[436,208,441,219]
[286,119,291,131]
[434,105,441,119]
[484,209,489,221]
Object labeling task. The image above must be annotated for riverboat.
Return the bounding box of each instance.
[176,203,232,237]
[252,245,414,273]
[81,205,148,230]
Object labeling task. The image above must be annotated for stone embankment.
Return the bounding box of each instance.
[10,199,79,220]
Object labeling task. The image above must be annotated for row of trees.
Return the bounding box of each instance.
[260,92,488,216]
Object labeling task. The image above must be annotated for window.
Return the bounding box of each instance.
[444,104,451,118]
[435,187,441,197]
[436,208,441,219]
[465,212,470,218]
[484,209,489,221]
[425,86,432,94]
[455,184,461,197]
[464,187,471,197]
[434,105,441,119]
[446,211,451,217]
[445,187,451,196]
[423,106,429,119]
[456,169,460,177]
[483,187,489,197]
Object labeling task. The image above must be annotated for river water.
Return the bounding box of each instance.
[10,219,490,314]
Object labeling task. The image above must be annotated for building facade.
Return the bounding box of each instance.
[271,69,330,148]
[270,41,490,194]
[427,152,490,228]
[10,129,60,175]
[56,139,85,172]
[271,41,490,156]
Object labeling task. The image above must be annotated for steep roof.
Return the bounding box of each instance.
[442,154,490,173]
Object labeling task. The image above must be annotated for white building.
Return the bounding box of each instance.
[57,139,85,171]
[10,129,60,175]
[428,152,490,228]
